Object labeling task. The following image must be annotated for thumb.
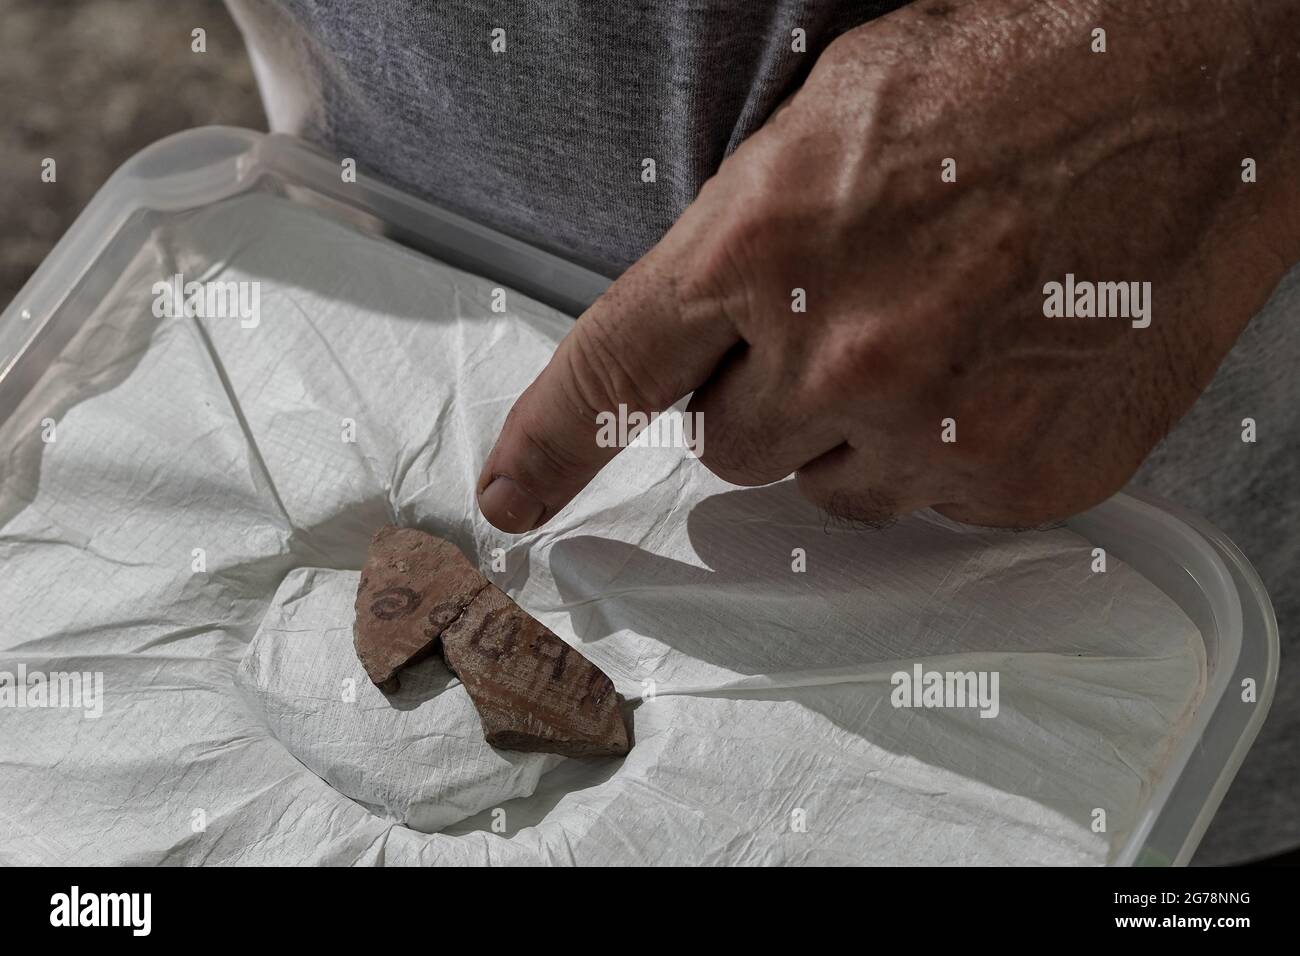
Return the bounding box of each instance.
[476,252,739,532]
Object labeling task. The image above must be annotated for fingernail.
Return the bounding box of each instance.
[478,475,546,533]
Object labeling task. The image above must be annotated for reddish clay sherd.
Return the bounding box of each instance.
[353,525,630,758]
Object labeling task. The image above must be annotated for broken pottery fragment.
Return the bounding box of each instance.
[353,525,630,758]
[439,583,630,757]
[353,525,488,691]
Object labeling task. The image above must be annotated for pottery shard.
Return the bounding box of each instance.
[440,584,630,758]
[353,526,630,758]
[353,525,490,690]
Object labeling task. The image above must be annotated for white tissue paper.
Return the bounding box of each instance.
[0,194,1205,865]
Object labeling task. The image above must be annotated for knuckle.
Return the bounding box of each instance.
[678,191,787,325]
[504,397,589,483]
[832,318,952,393]
[811,328,901,407]
[676,238,752,332]
[564,312,672,416]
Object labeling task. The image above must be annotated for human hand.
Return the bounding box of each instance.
[477,0,1300,533]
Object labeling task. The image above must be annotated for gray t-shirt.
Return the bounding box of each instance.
[227,0,909,275]
[225,0,1299,864]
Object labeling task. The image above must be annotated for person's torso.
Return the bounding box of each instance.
[226,0,910,275]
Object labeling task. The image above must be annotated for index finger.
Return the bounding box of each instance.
[476,251,739,532]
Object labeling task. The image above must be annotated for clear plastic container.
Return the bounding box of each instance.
[0,126,1278,866]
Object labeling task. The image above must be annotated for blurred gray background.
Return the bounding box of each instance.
[1,0,265,312]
